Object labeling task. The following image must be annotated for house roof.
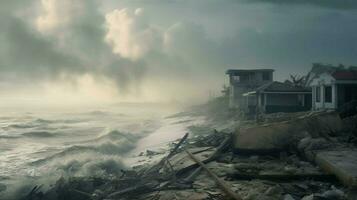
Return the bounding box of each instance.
[226,69,274,75]
[332,71,357,80]
[245,81,311,95]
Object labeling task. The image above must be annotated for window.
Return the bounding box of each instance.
[232,75,240,82]
[316,86,321,102]
[325,86,332,103]
[262,72,270,81]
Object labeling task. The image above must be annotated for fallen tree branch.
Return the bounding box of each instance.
[184,148,242,200]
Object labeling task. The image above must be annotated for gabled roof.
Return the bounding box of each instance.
[257,81,311,93]
[332,71,357,80]
[226,69,274,75]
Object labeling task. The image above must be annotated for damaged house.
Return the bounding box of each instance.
[226,69,312,114]
[243,81,312,114]
[226,69,274,111]
[309,69,357,111]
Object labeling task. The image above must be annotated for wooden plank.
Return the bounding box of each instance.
[145,133,189,175]
[228,172,336,182]
[184,149,242,200]
[184,136,231,182]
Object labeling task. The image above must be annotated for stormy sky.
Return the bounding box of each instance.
[1,0,357,105]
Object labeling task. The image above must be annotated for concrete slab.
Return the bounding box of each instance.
[234,121,306,153]
[233,112,342,153]
[315,150,357,188]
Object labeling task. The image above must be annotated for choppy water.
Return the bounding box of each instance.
[0,104,203,199]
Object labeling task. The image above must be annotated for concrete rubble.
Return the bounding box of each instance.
[21,110,357,200]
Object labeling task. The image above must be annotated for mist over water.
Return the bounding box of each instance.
[0,103,200,199]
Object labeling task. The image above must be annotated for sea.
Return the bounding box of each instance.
[0,103,204,199]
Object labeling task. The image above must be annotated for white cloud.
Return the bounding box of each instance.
[105,8,162,60]
[36,0,81,33]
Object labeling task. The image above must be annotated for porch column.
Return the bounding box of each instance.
[263,93,267,113]
[321,85,325,109]
[333,84,338,109]
[312,86,316,110]
[257,92,262,110]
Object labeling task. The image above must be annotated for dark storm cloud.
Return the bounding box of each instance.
[1,0,357,101]
[244,0,357,10]
[0,16,84,79]
[0,0,147,93]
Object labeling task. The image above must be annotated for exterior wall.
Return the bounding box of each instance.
[229,71,273,86]
[313,84,337,110]
[324,84,337,109]
[337,84,357,106]
[228,71,273,110]
[266,93,300,105]
[263,93,311,113]
[229,85,249,109]
[310,73,338,110]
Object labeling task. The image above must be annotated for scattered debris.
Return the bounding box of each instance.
[21,110,357,200]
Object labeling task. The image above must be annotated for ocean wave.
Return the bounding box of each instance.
[31,130,139,165]
[56,157,126,177]
[22,131,56,138]
[35,118,85,124]
[96,130,140,141]
[6,123,37,129]
[33,118,53,124]
[85,110,111,116]
[0,135,21,139]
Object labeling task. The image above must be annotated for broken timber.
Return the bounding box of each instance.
[184,149,242,200]
[144,133,189,175]
[227,172,336,182]
[184,135,231,183]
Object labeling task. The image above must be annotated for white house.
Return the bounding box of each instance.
[309,70,357,110]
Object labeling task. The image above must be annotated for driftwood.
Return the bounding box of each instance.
[72,189,92,198]
[184,149,242,200]
[228,173,336,182]
[107,181,159,198]
[22,185,44,200]
[144,133,189,175]
[106,133,190,199]
[184,135,231,182]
